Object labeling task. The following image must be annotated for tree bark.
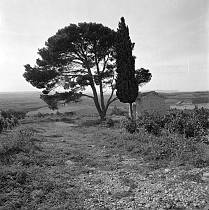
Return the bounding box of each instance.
[129,103,133,121]
[99,110,106,121]
[91,84,107,121]
[86,64,103,120]
[99,82,105,111]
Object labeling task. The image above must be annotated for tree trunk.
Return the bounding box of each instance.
[99,110,106,121]
[129,103,133,121]
[133,102,136,120]
[91,85,107,121]
[99,81,105,111]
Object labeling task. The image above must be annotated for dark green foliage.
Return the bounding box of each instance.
[135,68,152,87]
[40,91,82,110]
[116,80,138,104]
[136,108,209,138]
[0,109,25,133]
[23,22,117,120]
[1,109,26,119]
[121,117,137,133]
[23,64,59,89]
[115,17,138,104]
[115,17,152,122]
[136,111,164,136]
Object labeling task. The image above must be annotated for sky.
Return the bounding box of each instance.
[0,0,208,92]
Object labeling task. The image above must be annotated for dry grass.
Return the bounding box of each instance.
[1,112,209,209]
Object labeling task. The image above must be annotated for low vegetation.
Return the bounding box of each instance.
[0,109,26,133]
[1,106,209,209]
[0,124,85,209]
[110,105,128,116]
[111,130,209,168]
[122,107,209,138]
[119,107,209,167]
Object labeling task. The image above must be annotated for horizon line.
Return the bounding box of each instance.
[0,89,209,94]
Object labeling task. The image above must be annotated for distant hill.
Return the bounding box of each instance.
[160,91,209,106]
[0,90,208,113]
[0,91,45,112]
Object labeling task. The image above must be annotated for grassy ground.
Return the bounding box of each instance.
[1,111,209,209]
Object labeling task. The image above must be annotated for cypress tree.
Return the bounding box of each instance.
[115,17,138,120]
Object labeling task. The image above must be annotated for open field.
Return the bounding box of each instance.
[1,112,209,209]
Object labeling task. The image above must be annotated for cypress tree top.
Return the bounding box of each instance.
[115,17,138,103]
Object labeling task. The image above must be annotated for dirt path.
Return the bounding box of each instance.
[25,120,209,210]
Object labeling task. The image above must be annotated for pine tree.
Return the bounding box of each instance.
[23,22,117,120]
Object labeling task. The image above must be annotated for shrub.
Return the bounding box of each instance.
[0,167,31,189]
[0,127,39,163]
[34,112,45,118]
[120,117,136,133]
[137,112,163,136]
[164,109,209,138]
[105,118,115,128]
[0,109,25,133]
[0,109,26,120]
[136,108,209,138]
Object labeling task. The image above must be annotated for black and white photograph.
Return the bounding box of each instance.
[0,0,209,209]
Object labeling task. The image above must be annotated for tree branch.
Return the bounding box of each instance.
[94,53,106,111]
[101,55,109,73]
[73,50,85,62]
[81,93,94,99]
[108,97,118,105]
[84,58,102,114]
[105,84,117,112]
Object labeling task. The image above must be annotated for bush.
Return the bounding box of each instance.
[120,117,136,133]
[163,108,209,138]
[0,127,39,163]
[0,109,26,120]
[137,112,163,136]
[105,118,114,128]
[136,108,209,138]
[0,109,25,133]
[34,112,45,118]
